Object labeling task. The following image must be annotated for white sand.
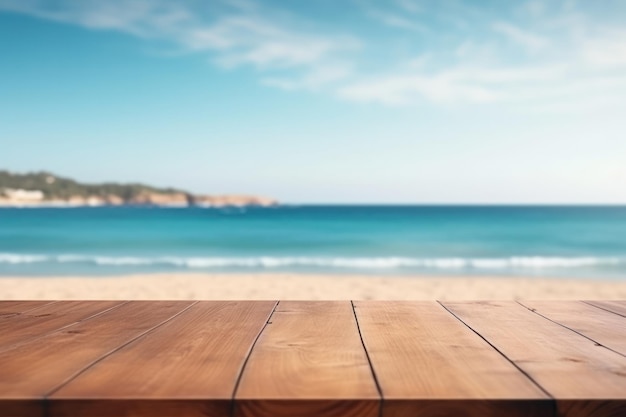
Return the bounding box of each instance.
[1,273,625,300]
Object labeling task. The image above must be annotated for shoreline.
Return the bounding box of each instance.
[1,273,626,300]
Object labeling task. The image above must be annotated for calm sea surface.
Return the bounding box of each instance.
[1,206,626,278]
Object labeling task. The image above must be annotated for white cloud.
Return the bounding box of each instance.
[340,61,558,105]
[581,31,626,69]
[337,63,626,108]
[334,3,626,109]
[492,21,549,52]
[0,0,186,36]
[220,40,333,68]
[262,65,353,91]
[395,0,421,14]
[454,40,498,64]
[366,9,428,32]
[178,12,358,71]
[444,65,565,84]
[521,0,545,17]
[338,72,500,105]
[0,0,358,73]
[1,0,625,112]
[408,54,431,69]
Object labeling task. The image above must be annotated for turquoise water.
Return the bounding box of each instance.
[1,206,626,278]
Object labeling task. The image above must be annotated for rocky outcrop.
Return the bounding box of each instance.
[129,192,191,207]
[0,171,279,208]
[192,195,278,207]
[0,189,277,208]
[104,195,125,205]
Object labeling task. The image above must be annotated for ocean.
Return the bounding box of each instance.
[1,206,626,278]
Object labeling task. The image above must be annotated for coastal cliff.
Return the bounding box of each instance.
[0,170,278,207]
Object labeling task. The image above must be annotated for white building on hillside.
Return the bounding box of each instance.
[2,188,45,201]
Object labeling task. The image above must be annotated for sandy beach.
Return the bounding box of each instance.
[1,273,625,300]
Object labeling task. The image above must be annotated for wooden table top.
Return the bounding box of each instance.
[0,300,624,417]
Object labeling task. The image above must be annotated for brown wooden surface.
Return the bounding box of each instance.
[443,301,626,417]
[0,301,193,417]
[520,300,626,356]
[234,301,380,417]
[354,301,552,417]
[0,300,122,352]
[0,301,56,315]
[0,300,625,417]
[51,301,277,417]
[585,300,626,317]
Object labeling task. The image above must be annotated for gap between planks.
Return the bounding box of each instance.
[232,301,381,417]
[4,301,623,417]
[0,301,130,355]
[517,300,626,359]
[442,301,626,417]
[229,300,280,417]
[43,301,200,399]
[223,300,569,417]
[582,300,626,318]
[437,301,555,400]
[351,300,384,417]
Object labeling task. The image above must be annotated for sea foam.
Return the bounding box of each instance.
[0,253,623,270]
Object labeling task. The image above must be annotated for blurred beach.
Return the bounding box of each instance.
[2,206,626,278]
[0,0,626,299]
[2,206,625,300]
[2,273,626,300]
[2,0,626,303]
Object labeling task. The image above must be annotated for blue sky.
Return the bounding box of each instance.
[1,0,625,203]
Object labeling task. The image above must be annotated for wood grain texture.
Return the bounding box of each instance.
[444,301,626,417]
[235,301,379,417]
[51,301,277,417]
[558,400,626,417]
[0,301,193,417]
[0,301,56,316]
[0,300,122,351]
[520,301,626,356]
[236,400,379,417]
[384,400,554,417]
[1,300,625,417]
[585,301,626,318]
[354,301,552,417]
[48,400,233,417]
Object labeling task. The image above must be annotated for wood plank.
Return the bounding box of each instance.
[444,301,626,417]
[0,301,56,317]
[0,400,42,417]
[50,301,277,417]
[0,301,123,351]
[354,301,552,417]
[234,301,379,417]
[520,301,626,356]
[0,301,194,417]
[584,300,626,318]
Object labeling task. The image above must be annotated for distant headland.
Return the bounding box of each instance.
[0,170,278,208]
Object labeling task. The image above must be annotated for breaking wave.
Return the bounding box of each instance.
[0,253,624,270]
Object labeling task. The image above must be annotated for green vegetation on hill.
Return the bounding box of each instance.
[0,170,187,200]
